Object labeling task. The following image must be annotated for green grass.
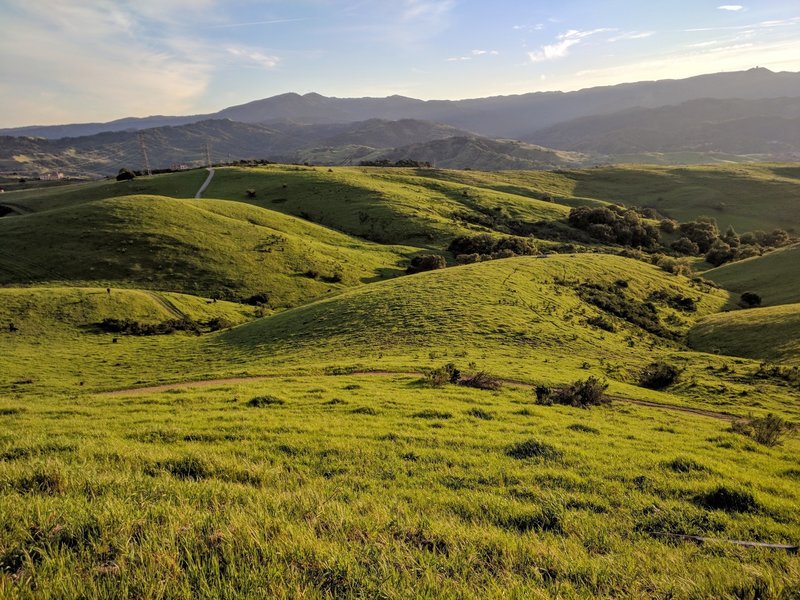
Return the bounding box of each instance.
[563,163,800,233]
[689,303,800,364]
[201,165,570,245]
[0,374,798,598]
[0,194,416,304]
[4,163,800,597]
[704,244,800,307]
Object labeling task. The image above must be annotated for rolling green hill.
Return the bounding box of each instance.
[704,243,800,307]
[689,303,800,364]
[220,254,728,384]
[0,194,416,305]
[201,165,571,244]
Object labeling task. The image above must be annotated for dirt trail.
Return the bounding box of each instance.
[141,291,186,320]
[98,370,737,421]
[195,167,215,199]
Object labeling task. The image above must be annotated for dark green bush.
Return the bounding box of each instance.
[638,361,680,390]
[460,372,502,391]
[552,377,609,408]
[730,413,791,446]
[406,254,446,274]
[412,410,452,419]
[739,291,762,308]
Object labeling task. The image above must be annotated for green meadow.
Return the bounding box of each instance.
[1,165,798,598]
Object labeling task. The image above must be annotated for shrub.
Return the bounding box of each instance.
[465,407,494,420]
[407,254,446,274]
[448,234,536,259]
[247,395,285,407]
[739,291,762,308]
[116,168,135,181]
[534,385,552,406]
[587,315,616,332]
[460,371,502,391]
[424,363,460,387]
[244,293,270,306]
[730,413,791,446]
[695,485,759,513]
[638,361,680,390]
[552,377,609,408]
[506,438,563,460]
[351,406,378,415]
[671,237,700,255]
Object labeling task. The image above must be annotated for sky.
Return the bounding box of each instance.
[1,0,799,127]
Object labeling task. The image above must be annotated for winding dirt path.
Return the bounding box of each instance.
[98,370,737,421]
[195,167,215,199]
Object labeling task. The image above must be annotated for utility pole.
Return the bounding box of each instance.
[138,132,152,176]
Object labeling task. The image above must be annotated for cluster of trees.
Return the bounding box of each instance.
[448,233,537,263]
[97,316,232,336]
[568,206,661,249]
[668,219,792,266]
[358,159,432,168]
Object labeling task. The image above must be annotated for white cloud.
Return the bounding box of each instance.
[401,0,455,23]
[528,29,612,63]
[0,0,214,125]
[226,47,280,69]
[718,5,744,11]
[609,31,655,42]
[446,49,498,62]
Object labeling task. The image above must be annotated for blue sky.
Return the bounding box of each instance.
[1,0,799,127]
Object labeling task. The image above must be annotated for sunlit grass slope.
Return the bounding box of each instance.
[704,243,800,307]
[217,254,741,407]
[0,169,209,213]
[202,165,570,244]
[689,303,800,365]
[0,374,797,598]
[563,163,800,232]
[0,194,415,304]
[0,287,256,336]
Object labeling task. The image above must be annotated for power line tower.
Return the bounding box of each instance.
[138,132,152,176]
[205,141,212,168]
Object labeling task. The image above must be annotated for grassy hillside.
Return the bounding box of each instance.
[0,287,256,336]
[1,373,798,598]
[0,170,209,213]
[202,165,571,245]
[218,254,736,400]
[704,243,800,307]
[564,163,800,233]
[0,194,415,304]
[689,303,800,364]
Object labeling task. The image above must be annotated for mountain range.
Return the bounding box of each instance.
[2,68,799,176]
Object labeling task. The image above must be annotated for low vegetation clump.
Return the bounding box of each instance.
[412,410,452,419]
[534,385,553,406]
[153,456,211,480]
[506,438,563,460]
[576,282,677,339]
[459,371,502,391]
[695,485,759,513]
[739,291,762,308]
[423,363,461,387]
[663,457,707,473]
[406,254,446,274]
[730,413,792,447]
[551,377,609,408]
[448,234,537,261]
[465,407,494,420]
[97,316,232,336]
[638,361,681,390]
[247,395,285,407]
[568,205,661,249]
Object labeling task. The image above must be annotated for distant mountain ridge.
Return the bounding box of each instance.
[4,68,800,140]
[527,97,800,155]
